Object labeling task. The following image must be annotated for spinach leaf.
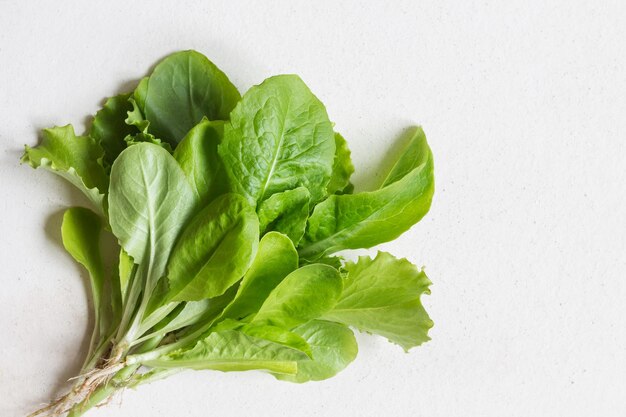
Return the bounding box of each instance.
[299,127,434,260]
[322,252,433,351]
[258,186,310,245]
[90,93,136,167]
[108,143,196,299]
[144,330,309,375]
[219,75,335,206]
[61,207,106,334]
[327,132,355,195]
[173,119,228,207]
[166,193,259,301]
[251,264,343,330]
[142,50,241,145]
[222,231,298,321]
[22,125,108,215]
[274,320,357,383]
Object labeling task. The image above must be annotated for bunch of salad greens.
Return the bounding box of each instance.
[22,50,435,417]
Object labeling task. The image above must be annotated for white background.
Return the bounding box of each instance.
[1,1,625,416]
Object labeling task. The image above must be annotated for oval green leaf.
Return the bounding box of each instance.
[143,50,241,145]
[222,231,298,321]
[219,75,335,206]
[251,264,343,330]
[166,193,259,301]
[173,119,228,207]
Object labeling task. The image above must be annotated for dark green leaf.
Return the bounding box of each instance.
[143,50,241,145]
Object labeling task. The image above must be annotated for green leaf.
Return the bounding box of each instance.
[142,50,241,145]
[173,119,228,207]
[22,125,108,215]
[222,232,298,321]
[108,143,196,290]
[125,96,150,133]
[134,76,149,111]
[90,93,136,167]
[124,131,172,153]
[219,75,335,206]
[274,320,357,383]
[242,324,312,357]
[166,193,259,301]
[322,252,433,351]
[258,187,310,245]
[327,132,355,195]
[144,330,309,375]
[251,264,343,330]
[61,207,106,332]
[381,127,431,187]
[299,128,434,260]
[118,248,134,304]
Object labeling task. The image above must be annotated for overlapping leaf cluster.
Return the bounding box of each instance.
[22,50,435,416]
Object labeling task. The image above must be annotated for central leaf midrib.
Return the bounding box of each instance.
[258,97,291,203]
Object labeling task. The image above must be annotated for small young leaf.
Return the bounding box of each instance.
[166,193,259,301]
[251,264,343,330]
[327,132,355,195]
[274,320,357,383]
[258,187,310,245]
[219,75,335,206]
[322,252,433,351]
[174,120,228,207]
[90,93,136,167]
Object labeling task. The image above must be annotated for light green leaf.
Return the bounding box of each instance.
[90,93,136,167]
[108,143,196,291]
[125,96,150,133]
[327,132,355,195]
[219,75,335,206]
[118,248,134,303]
[381,127,431,187]
[61,207,105,332]
[145,330,309,375]
[166,193,259,301]
[322,252,433,351]
[242,324,312,357]
[274,320,357,383]
[134,76,149,111]
[22,125,108,215]
[124,131,172,153]
[173,119,227,206]
[222,232,298,321]
[299,128,434,260]
[251,264,343,330]
[143,50,241,145]
[258,187,310,245]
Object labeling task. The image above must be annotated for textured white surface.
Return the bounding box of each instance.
[1,1,625,416]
